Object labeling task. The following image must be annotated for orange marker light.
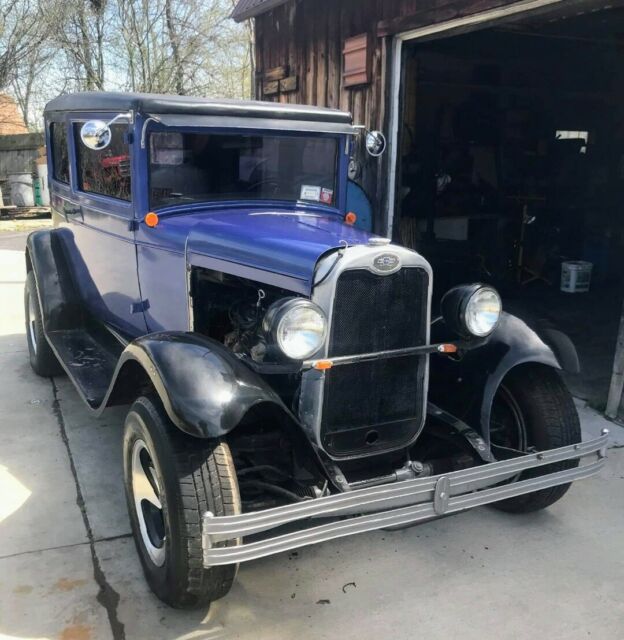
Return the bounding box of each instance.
[437,344,458,354]
[314,360,334,371]
[345,211,357,226]
[145,212,159,227]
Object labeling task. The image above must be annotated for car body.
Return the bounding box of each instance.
[25,92,607,609]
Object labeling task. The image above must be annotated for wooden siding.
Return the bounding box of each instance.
[254,0,522,228]
[255,0,523,119]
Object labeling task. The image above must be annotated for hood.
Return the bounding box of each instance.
[178,209,374,294]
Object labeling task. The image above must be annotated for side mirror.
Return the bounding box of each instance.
[365,130,386,157]
[80,120,111,151]
[80,111,132,151]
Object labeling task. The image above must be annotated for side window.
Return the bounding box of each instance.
[74,123,131,201]
[50,122,70,184]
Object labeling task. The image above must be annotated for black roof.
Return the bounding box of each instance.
[44,91,352,125]
[231,0,291,22]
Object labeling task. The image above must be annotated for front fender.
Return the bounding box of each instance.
[429,312,579,444]
[105,332,295,439]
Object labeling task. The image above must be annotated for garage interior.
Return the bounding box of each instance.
[395,4,624,414]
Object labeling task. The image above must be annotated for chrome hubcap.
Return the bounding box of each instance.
[28,290,37,353]
[131,439,166,566]
[490,385,528,455]
[490,385,529,482]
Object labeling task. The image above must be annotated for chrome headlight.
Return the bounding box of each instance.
[465,287,502,336]
[441,284,502,338]
[263,298,327,360]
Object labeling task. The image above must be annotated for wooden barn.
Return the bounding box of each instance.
[233,0,624,419]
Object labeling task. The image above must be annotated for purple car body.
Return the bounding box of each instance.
[23,92,595,611]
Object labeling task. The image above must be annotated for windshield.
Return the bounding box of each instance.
[149,131,339,208]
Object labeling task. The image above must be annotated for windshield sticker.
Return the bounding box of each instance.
[320,188,334,205]
[300,185,321,202]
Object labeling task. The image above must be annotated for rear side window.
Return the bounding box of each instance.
[74,123,131,201]
[50,122,70,184]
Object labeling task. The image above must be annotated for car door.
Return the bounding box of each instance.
[60,114,147,337]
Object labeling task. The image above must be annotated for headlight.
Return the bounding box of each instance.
[263,298,327,360]
[464,287,502,336]
[441,284,502,338]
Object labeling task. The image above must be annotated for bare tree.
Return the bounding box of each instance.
[4,0,256,128]
[0,0,50,91]
[53,0,108,90]
[10,45,56,128]
[114,0,237,96]
[164,0,184,94]
[228,0,254,98]
[114,0,172,93]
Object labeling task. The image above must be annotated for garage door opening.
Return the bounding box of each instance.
[394,6,624,416]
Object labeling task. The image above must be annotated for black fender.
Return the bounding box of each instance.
[429,312,579,444]
[25,228,85,332]
[104,332,298,439]
[105,332,329,482]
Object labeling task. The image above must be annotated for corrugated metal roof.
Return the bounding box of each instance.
[231,0,292,22]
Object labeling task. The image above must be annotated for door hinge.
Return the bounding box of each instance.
[130,299,150,314]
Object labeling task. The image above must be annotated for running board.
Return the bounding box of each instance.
[202,432,608,566]
[46,327,122,407]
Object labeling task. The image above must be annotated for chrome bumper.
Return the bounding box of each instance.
[202,432,608,567]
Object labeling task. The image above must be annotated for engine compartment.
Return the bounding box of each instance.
[190,266,298,363]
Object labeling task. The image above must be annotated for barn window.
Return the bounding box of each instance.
[556,130,590,154]
[343,33,371,87]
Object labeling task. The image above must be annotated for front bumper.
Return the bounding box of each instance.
[202,432,608,566]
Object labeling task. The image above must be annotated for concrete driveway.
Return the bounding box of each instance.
[1,229,623,640]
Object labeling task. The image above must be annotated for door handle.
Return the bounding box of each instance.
[62,204,83,222]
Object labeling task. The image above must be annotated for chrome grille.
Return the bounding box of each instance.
[321,267,429,457]
[329,267,429,355]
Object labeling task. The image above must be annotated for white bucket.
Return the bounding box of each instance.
[36,163,50,206]
[561,260,593,293]
[8,173,34,207]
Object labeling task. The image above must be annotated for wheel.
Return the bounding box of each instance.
[24,271,64,377]
[123,395,241,609]
[489,364,581,513]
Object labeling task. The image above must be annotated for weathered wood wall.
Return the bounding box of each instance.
[254,0,523,230]
[0,132,44,196]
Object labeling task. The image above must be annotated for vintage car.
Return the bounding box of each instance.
[26,92,607,609]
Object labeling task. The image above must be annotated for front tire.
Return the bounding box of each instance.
[123,395,241,609]
[489,364,581,513]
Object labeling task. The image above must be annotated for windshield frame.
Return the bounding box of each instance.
[145,124,348,214]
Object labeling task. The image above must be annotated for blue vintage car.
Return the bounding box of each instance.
[25,92,606,609]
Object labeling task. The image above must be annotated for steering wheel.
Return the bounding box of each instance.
[246,178,281,195]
